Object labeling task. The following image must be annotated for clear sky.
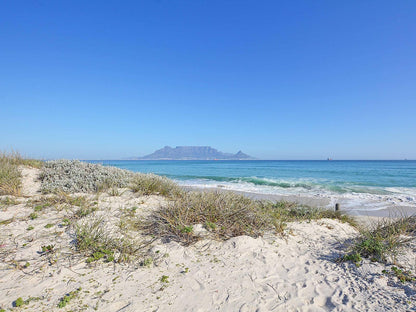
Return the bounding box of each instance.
[1,0,415,160]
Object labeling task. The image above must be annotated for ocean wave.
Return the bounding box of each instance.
[175,176,416,212]
[170,174,395,195]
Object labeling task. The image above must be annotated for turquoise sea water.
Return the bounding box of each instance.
[90,160,416,212]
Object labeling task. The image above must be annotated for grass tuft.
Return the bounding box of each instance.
[129,173,182,197]
[141,190,357,245]
[75,218,139,263]
[0,153,22,196]
[341,215,416,264]
[142,191,270,244]
[0,151,42,196]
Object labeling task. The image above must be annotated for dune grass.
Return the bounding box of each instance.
[0,157,21,196]
[0,151,42,196]
[341,215,416,265]
[2,158,359,263]
[0,151,43,169]
[75,218,140,263]
[141,190,356,245]
[129,173,183,197]
[260,200,357,229]
[142,191,269,244]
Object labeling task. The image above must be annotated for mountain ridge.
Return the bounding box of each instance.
[129,146,255,160]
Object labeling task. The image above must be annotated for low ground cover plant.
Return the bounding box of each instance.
[40,160,134,194]
[341,215,416,265]
[57,288,81,308]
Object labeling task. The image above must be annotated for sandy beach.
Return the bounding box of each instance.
[1,164,415,311]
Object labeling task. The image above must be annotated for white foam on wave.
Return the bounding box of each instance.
[176,179,416,212]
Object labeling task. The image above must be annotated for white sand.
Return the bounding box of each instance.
[0,168,415,311]
[20,166,41,197]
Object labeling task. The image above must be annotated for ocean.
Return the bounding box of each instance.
[89,160,416,214]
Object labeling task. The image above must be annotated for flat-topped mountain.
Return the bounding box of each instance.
[132,146,255,160]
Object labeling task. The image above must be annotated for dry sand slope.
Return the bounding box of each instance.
[0,167,415,311]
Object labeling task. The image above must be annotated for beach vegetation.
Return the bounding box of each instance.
[142,190,356,245]
[74,205,97,219]
[0,218,14,226]
[13,297,25,307]
[142,191,270,244]
[29,212,38,220]
[141,257,153,267]
[180,225,193,233]
[44,223,54,228]
[342,215,416,264]
[27,225,34,231]
[129,173,182,197]
[40,160,133,194]
[341,252,362,266]
[387,266,415,283]
[205,221,217,230]
[27,193,91,212]
[41,245,55,253]
[34,204,46,212]
[160,275,169,283]
[0,151,43,196]
[86,249,114,263]
[108,187,120,196]
[57,287,81,308]
[0,196,20,208]
[260,201,357,227]
[0,153,22,196]
[61,218,71,226]
[75,218,139,263]
[12,296,41,308]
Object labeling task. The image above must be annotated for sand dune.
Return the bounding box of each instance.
[0,167,415,311]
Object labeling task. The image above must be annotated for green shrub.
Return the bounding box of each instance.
[40,160,132,194]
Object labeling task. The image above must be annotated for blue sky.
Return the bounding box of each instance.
[1,0,415,160]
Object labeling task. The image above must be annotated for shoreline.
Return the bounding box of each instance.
[0,163,415,311]
[184,185,416,218]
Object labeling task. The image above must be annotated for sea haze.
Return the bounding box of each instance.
[89,160,416,214]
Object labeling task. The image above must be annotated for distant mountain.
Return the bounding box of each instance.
[131,146,255,160]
